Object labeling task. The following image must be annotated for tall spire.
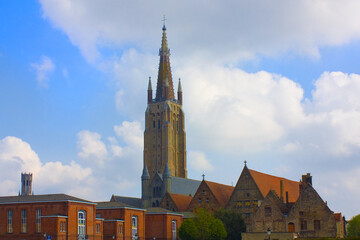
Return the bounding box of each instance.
[155,24,175,100]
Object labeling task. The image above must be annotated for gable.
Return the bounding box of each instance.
[227,166,264,208]
[187,180,220,211]
[289,183,333,217]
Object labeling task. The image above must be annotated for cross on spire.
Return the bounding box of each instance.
[202,174,205,180]
[244,160,247,166]
[162,15,167,28]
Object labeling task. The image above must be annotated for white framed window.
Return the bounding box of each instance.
[36,209,41,232]
[78,210,86,238]
[60,221,66,232]
[7,209,13,233]
[172,220,177,240]
[21,209,27,233]
[132,216,138,239]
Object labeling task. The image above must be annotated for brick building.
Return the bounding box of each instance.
[0,194,100,240]
[145,208,183,240]
[96,202,146,240]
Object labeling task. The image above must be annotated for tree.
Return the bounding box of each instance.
[209,218,228,240]
[178,208,227,240]
[179,219,199,240]
[348,214,360,237]
[214,208,246,240]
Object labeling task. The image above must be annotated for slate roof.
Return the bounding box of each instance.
[168,193,192,211]
[248,169,300,203]
[205,180,234,207]
[146,207,182,215]
[97,201,144,210]
[170,177,201,196]
[110,195,142,208]
[0,194,94,204]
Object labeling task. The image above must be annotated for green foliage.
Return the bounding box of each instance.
[209,218,228,240]
[214,208,246,240]
[179,219,199,240]
[179,208,227,240]
[348,214,360,237]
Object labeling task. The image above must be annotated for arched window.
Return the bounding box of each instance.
[132,216,138,240]
[172,220,177,240]
[78,210,86,238]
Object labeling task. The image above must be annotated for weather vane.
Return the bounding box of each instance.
[162,14,167,26]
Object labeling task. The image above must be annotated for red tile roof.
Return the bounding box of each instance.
[248,169,300,203]
[168,193,192,211]
[205,181,234,207]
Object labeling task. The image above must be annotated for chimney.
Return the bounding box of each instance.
[302,173,312,186]
[280,180,284,202]
[286,191,289,204]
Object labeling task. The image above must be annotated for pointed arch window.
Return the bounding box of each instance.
[78,210,86,238]
[132,216,138,239]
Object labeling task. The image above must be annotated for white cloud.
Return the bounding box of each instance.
[188,151,214,172]
[114,121,143,148]
[39,0,360,63]
[30,55,55,87]
[77,130,108,166]
[0,136,92,197]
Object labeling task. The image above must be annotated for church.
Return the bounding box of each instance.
[0,24,346,240]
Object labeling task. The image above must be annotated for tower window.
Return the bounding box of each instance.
[153,121,155,128]
[158,120,161,129]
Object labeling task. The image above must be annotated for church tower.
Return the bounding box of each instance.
[20,172,33,196]
[142,24,187,206]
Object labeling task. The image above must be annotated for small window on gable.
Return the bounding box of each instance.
[202,190,205,195]
[198,198,202,203]
[265,206,272,216]
[206,198,209,203]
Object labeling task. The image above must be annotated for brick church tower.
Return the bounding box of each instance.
[142,24,187,207]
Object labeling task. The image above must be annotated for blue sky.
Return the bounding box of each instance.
[1,0,360,219]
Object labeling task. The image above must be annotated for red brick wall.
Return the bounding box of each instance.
[96,208,145,240]
[145,213,183,240]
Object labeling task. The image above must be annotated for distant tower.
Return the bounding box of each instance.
[21,173,33,196]
[142,23,187,207]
